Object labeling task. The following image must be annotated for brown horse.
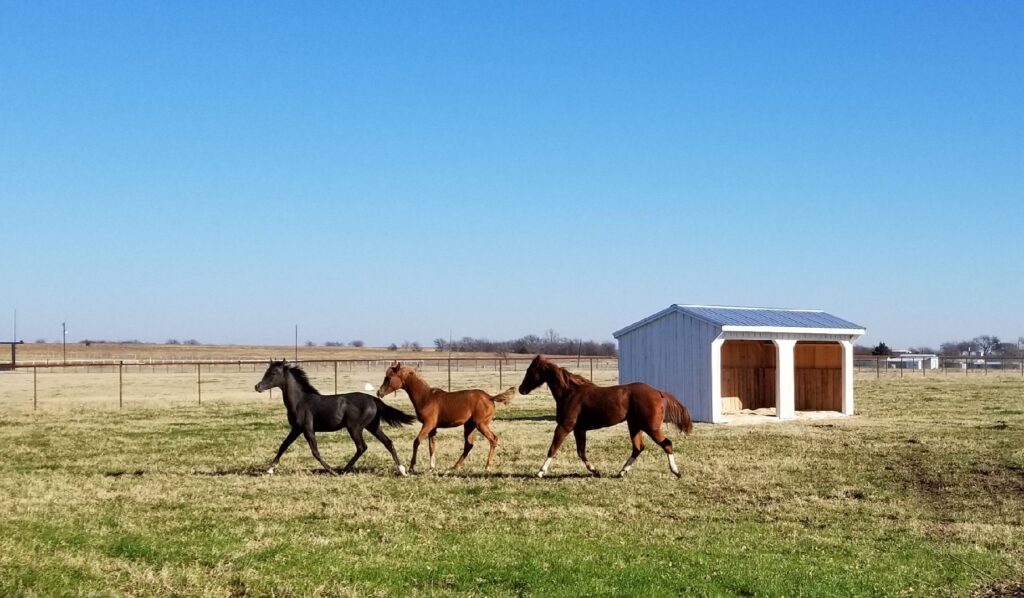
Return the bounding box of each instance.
[376,362,515,473]
[518,355,692,478]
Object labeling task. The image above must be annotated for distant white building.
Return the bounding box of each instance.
[614,305,866,423]
[887,353,939,369]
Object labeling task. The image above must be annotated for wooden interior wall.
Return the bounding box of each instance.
[721,340,776,411]
[795,342,842,411]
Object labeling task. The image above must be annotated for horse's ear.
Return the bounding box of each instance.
[395,362,403,369]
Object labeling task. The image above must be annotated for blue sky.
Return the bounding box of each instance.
[2,2,1021,348]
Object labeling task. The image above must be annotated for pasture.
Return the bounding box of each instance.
[0,363,1022,596]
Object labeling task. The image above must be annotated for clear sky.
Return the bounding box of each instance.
[2,2,1022,349]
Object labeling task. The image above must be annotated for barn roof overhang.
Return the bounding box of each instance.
[614,304,866,339]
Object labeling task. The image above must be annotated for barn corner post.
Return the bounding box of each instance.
[772,339,797,420]
[710,338,725,423]
[839,341,854,415]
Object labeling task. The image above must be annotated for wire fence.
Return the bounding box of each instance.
[0,356,620,411]
[854,355,1024,378]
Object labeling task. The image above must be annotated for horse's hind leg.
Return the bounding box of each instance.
[477,421,498,470]
[428,430,438,471]
[368,419,407,476]
[341,426,368,474]
[647,426,680,478]
[617,421,645,477]
[452,422,477,470]
[574,428,600,477]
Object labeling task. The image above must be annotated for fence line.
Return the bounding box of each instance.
[854,355,1024,378]
[4,356,619,411]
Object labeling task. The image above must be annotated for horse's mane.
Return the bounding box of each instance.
[537,357,592,389]
[278,362,320,394]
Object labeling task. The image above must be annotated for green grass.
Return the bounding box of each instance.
[0,376,1022,596]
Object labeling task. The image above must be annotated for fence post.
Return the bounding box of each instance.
[984,359,988,376]
[119,361,123,409]
[590,357,594,379]
[334,361,338,394]
[447,357,452,391]
[499,359,503,389]
[33,366,37,411]
[876,357,879,379]
[197,364,202,405]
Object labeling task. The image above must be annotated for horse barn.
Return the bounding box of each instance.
[614,305,866,423]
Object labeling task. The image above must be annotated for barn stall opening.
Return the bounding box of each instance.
[614,305,865,423]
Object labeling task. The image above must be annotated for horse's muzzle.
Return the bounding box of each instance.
[254,383,263,392]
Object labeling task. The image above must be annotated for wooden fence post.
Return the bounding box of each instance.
[33,366,37,411]
[334,361,338,394]
[197,364,202,405]
[119,361,123,409]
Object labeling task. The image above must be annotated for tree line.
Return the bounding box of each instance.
[432,330,616,357]
[857,335,1024,357]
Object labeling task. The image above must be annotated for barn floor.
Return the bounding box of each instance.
[719,408,847,425]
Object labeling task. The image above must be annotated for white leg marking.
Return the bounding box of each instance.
[429,455,436,470]
[668,454,680,476]
[537,457,553,478]
[397,464,407,477]
[266,467,275,475]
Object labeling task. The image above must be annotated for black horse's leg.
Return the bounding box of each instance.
[340,426,368,473]
[267,428,301,474]
[574,428,600,477]
[367,419,407,476]
[302,426,337,475]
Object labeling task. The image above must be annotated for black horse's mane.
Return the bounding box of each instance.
[273,361,320,395]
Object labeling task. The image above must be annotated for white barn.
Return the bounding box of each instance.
[614,305,866,423]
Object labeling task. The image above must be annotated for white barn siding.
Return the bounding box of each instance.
[617,312,722,423]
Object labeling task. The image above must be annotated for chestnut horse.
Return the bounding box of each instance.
[377,362,515,472]
[518,355,692,478]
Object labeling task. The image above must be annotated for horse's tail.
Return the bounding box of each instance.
[490,387,516,405]
[374,398,416,426]
[661,391,693,435]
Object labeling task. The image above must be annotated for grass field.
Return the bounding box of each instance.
[0,364,1022,596]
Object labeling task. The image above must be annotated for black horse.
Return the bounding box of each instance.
[255,361,414,475]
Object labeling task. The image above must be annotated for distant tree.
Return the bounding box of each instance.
[971,335,1001,355]
[387,343,398,351]
[410,342,422,352]
[853,344,873,355]
[940,341,971,356]
[184,339,201,346]
[305,341,316,347]
[433,338,447,352]
[34,338,47,344]
[167,339,181,345]
[81,340,92,347]
[908,346,937,355]
[349,340,364,348]
[871,342,892,356]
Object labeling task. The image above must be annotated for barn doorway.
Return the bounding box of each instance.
[721,340,777,414]
[794,341,842,412]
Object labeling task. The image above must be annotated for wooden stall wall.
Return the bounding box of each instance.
[795,342,842,411]
[721,340,776,411]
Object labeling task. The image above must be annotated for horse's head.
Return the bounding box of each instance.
[376,362,405,398]
[255,360,289,392]
[518,355,547,395]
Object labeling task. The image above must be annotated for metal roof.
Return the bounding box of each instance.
[614,304,865,338]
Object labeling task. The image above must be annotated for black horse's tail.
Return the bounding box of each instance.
[661,391,693,435]
[374,398,416,426]
[490,387,516,405]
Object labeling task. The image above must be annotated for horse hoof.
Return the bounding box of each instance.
[397,465,408,477]
[591,471,601,478]
[536,470,546,478]
[266,467,275,476]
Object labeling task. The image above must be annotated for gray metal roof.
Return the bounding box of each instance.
[676,305,864,329]
[614,304,865,338]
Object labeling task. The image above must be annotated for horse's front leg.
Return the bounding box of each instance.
[267,428,301,474]
[409,424,433,474]
[574,428,600,477]
[538,422,573,478]
[302,426,337,475]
